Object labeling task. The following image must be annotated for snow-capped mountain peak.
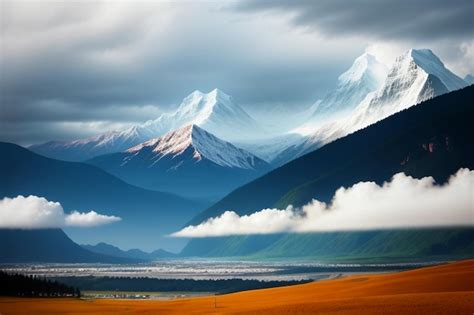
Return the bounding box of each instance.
[174,88,237,125]
[338,53,387,86]
[30,89,262,161]
[127,124,267,170]
[391,48,467,92]
[143,88,261,142]
[300,48,468,149]
[365,48,467,112]
[128,124,195,157]
[304,52,388,124]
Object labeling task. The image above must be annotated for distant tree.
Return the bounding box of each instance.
[0,270,80,298]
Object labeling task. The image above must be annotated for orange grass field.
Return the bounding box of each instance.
[1,259,473,314]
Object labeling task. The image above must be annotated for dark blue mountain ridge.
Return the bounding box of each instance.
[0,143,206,251]
[0,229,141,263]
[81,242,177,260]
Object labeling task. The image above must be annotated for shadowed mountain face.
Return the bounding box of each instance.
[0,229,139,263]
[87,125,270,199]
[181,86,474,258]
[0,143,205,251]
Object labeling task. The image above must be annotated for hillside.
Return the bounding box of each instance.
[180,228,474,260]
[182,86,474,258]
[189,86,474,224]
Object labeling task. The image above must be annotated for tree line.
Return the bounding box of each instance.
[0,270,80,297]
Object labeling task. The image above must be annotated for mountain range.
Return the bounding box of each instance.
[81,242,176,261]
[323,49,467,138]
[276,49,469,164]
[182,86,474,258]
[29,49,470,173]
[0,228,177,263]
[86,124,270,199]
[189,85,474,224]
[30,89,263,162]
[4,48,473,261]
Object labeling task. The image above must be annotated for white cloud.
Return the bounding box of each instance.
[0,195,121,228]
[64,210,121,227]
[365,42,407,67]
[172,168,474,238]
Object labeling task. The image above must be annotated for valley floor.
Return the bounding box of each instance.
[1,259,473,314]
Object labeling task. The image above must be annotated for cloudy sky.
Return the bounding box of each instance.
[1,0,473,145]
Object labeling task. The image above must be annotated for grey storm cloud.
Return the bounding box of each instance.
[0,0,472,145]
[1,0,355,145]
[233,0,474,41]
